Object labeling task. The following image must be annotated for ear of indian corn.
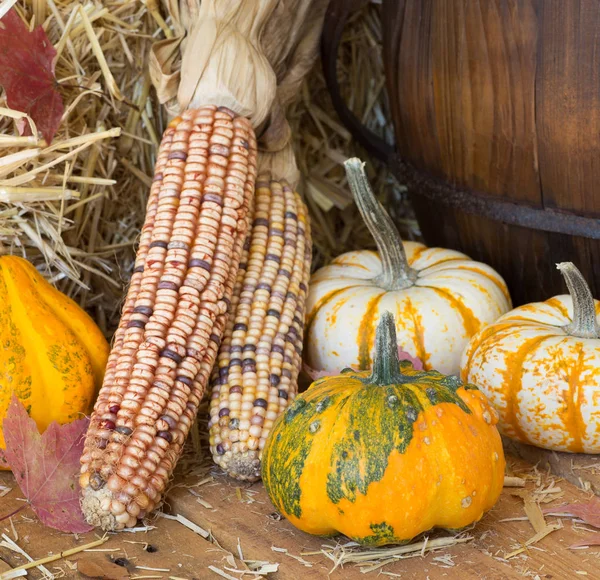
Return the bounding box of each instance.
[79,106,257,530]
[208,177,312,481]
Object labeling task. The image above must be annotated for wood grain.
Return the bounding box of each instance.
[165,455,600,579]
[381,0,600,306]
[388,0,540,203]
[537,0,600,216]
[0,473,243,579]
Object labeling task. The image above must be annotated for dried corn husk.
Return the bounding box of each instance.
[150,1,276,125]
[150,0,329,185]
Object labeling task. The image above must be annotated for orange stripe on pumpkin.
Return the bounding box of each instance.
[397,298,429,370]
[407,244,428,265]
[563,345,588,453]
[462,321,524,374]
[357,293,384,370]
[501,335,553,444]
[546,297,570,318]
[450,265,512,304]
[428,287,480,338]
[304,287,360,342]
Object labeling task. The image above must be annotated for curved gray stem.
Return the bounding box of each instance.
[344,158,416,290]
[557,262,599,339]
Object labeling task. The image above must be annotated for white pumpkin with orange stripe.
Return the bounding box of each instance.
[461,262,600,453]
[304,158,512,376]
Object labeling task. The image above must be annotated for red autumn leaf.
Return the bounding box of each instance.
[2,395,93,533]
[302,347,424,381]
[0,8,64,143]
[543,499,600,529]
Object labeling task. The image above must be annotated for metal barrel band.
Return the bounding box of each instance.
[391,157,600,241]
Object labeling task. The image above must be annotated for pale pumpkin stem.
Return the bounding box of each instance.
[344,158,417,290]
[557,262,599,339]
[364,311,409,386]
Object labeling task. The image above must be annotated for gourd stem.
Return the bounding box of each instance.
[364,311,408,386]
[344,158,417,290]
[557,262,599,339]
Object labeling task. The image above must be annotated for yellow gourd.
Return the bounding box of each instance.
[0,256,109,468]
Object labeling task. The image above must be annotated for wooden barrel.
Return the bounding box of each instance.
[322,0,600,307]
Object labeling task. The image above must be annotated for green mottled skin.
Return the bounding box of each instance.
[326,383,420,504]
[264,386,344,518]
[358,522,404,546]
[262,361,477,528]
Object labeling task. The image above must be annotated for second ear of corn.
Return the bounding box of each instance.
[209,178,312,481]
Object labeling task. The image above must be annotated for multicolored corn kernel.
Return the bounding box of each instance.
[79,105,257,530]
[208,178,312,481]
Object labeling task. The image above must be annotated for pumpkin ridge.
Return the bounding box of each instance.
[25,261,108,387]
[263,388,345,519]
[329,250,380,269]
[546,296,570,318]
[502,317,568,330]
[0,274,30,449]
[414,256,465,272]
[357,292,384,369]
[434,263,512,304]
[1,261,94,429]
[1,262,53,420]
[501,334,555,443]
[304,286,361,346]
[407,244,428,265]
[462,321,527,376]
[402,297,429,369]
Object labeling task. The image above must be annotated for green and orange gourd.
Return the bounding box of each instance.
[0,256,109,468]
[262,311,505,546]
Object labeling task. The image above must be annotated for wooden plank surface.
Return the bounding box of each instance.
[0,474,246,579]
[1,450,600,579]
[505,438,600,495]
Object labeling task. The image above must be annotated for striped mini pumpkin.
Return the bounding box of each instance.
[304,159,512,377]
[461,262,600,453]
